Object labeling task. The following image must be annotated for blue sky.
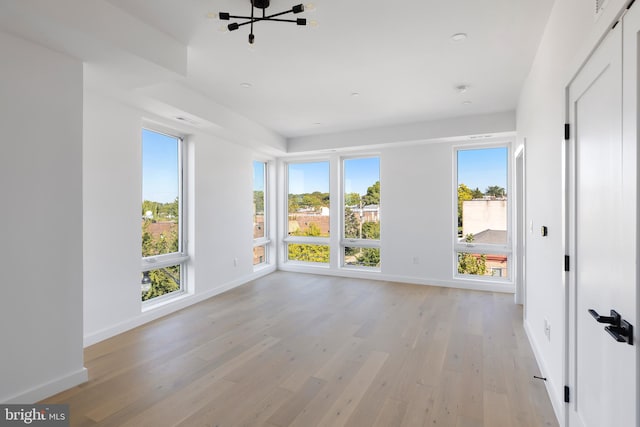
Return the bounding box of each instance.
[457,147,507,191]
[288,158,380,195]
[142,129,179,203]
[253,161,265,191]
[145,140,504,202]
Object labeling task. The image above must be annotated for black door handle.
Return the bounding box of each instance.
[588,309,621,326]
[588,309,634,346]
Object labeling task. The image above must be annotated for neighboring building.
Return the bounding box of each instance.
[462,198,507,237]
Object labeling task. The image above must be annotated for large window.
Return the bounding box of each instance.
[141,128,187,302]
[455,145,510,279]
[253,161,269,266]
[343,157,381,268]
[286,161,330,263]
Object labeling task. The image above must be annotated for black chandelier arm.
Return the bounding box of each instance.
[222,6,300,22]
[230,17,304,29]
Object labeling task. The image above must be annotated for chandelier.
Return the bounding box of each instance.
[218,0,313,44]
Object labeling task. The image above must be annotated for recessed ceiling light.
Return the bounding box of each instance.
[351,92,360,97]
[240,82,252,88]
[313,122,322,126]
[463,100,472,105]
[456,85,468,94]
[451,33,468,42]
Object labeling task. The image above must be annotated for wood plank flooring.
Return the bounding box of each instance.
[42,272,559,427]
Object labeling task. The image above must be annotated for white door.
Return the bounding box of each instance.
[567,6,638,427]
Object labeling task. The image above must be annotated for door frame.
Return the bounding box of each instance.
[563,2,639,426]
[514,143,526,307]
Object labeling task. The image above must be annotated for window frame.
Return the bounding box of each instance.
[253,160,270,268]
[283,159,331,265]
[453,142,512,282]
[141,127,189,304]
[340,155,381,270]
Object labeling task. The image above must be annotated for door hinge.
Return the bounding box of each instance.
[564,255,570,272]
[564,385,570,403]
[564,123,570,140]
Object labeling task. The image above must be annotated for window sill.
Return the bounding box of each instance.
[142,290,189,313]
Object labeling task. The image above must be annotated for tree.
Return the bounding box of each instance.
[458,183,474,231]
[471,187,484,199]
[142,266,180,301]
[485,185,505,198]
[361,221,380,240]
[254,190,264,214]
[288,244,330,263]
[166,197,179,219]
[360,248,380,267]
[345,192,361,207]
[362,181,380,206]
[344,207,359,239]
[457,252,487,275]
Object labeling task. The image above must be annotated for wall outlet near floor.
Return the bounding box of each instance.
[544,318,551,341]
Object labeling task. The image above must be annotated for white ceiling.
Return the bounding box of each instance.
[0,0,555,141]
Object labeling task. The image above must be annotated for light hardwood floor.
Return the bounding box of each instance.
[43,272,559,427]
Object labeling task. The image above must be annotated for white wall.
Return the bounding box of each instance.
[0,32,86,403]
[516,0,628,420]
[83,91,276,345]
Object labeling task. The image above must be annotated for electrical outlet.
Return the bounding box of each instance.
[544,318,551,341]
[412,257,419,265]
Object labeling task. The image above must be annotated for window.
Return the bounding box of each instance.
[343,157,381,268]
[286,161,330,263]
[455,146,510,279]
[141,128,187,301]
[253,161,269,266]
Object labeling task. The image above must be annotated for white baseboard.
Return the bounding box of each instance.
[524,320,564,427]
[84,265,276,347]
[3,368,88,404]
[278,264,515,293]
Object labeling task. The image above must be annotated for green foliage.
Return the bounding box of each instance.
[344,207,360,239]
[458,183,474,229]
[345,192,361,206]
[142,266,180,301]
[288,244,330,263]
[362,181,380,206]
[288,191,330,212]
[306,222,322,237]
[362,221,380,239]
[485,185,505,197]
[254,190,264,214]
[471,187,484,199]
[360,248,380,267]
[457,252,487,275]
